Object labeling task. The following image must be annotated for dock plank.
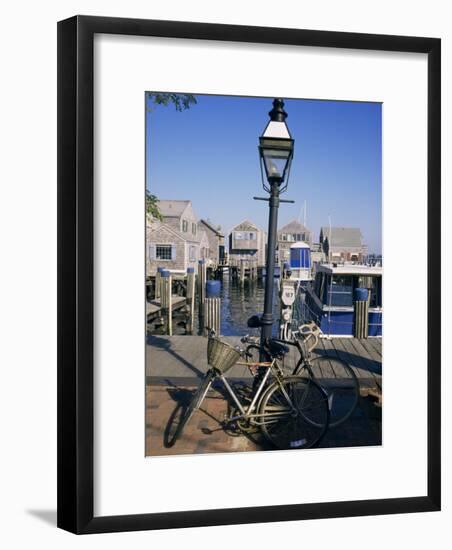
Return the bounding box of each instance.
[314,339,337,378]
[330,338,378,390]
[146,335,382,392]
[359,338,382,364]
[348,338,382,390]
[366,337,382,358]
[319,340,354,379]
[146,295,186,316]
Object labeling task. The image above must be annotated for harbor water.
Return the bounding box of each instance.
[219,276,280,336]
[161,274,282,337]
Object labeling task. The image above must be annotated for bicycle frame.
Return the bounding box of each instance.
[215,360,299,427]
[269,336,312,376]
[242,325,317,378]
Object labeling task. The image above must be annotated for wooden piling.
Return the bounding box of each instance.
[158,274,165,308]
[160,270,172,336]
[204,297,221,336]
[240,259,245,285]
[354,288,369,338]
[155,267,162,299]
[186,267,196,334]
[197,260,206,305]
[231,261,237,280]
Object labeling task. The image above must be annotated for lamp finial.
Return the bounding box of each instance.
[268,98,287,122]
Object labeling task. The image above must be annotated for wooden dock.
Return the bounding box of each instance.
[146,335,381,395]
[146,296,186,318]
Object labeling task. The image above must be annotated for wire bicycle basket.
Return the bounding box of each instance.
[207,336,242,373]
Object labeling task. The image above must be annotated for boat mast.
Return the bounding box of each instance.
[328,215,332,263]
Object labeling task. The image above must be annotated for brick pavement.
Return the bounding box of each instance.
[145,381,382,457]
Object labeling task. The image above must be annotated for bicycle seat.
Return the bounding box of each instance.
[267,339,290,358]
[247,315,264,328]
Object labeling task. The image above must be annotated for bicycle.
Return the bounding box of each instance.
[168,330,330,450]
[244,321,360,428]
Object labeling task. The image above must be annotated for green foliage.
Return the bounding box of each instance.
[146,191,162,220]
[146,92,197,112]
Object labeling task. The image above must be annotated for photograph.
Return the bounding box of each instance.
[0,1,444,542]
[145,92,383,456]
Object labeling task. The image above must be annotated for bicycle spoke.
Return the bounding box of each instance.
[259,376,329,449]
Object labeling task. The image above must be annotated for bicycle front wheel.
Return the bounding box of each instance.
[307,357,360,428]
[259,376,329,450]
[168,370,215,445]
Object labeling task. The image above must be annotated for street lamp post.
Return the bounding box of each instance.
[257,98,295,349]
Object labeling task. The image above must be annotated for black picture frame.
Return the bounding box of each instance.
[57,15,441,534]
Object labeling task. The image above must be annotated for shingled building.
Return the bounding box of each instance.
[319,226,367,263]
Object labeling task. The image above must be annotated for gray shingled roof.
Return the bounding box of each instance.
[158,200,191,217]
[147,218,204,243]
[320,227,363,247]
[232,220,262,232]
[278,220,310,234]
[200,219,224,237]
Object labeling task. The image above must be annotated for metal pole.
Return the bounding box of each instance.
[260,180,280,350]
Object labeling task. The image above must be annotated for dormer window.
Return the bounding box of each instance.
[182,220,188,232]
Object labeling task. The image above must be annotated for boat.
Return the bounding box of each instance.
[303,263,382,337]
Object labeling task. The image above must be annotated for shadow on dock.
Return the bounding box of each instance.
[314,347,381,376]
[158,380,270,450]
[146,334,205,383]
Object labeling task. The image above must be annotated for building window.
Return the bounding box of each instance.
[156,245,173,260]
[235,231,257,240]
[182,220,188,232]
[189,245,197,262]
[192,223,197,235]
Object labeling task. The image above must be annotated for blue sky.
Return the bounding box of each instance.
[146,94,382,254]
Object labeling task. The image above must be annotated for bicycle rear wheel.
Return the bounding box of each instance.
[259,376,329,450]
[168,370,215,445]
[306,357,360,428]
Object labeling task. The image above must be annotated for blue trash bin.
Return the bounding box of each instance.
[206,280,221,297]
[354,287,369,301]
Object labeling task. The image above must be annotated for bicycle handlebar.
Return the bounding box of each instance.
[239,322,320,356]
